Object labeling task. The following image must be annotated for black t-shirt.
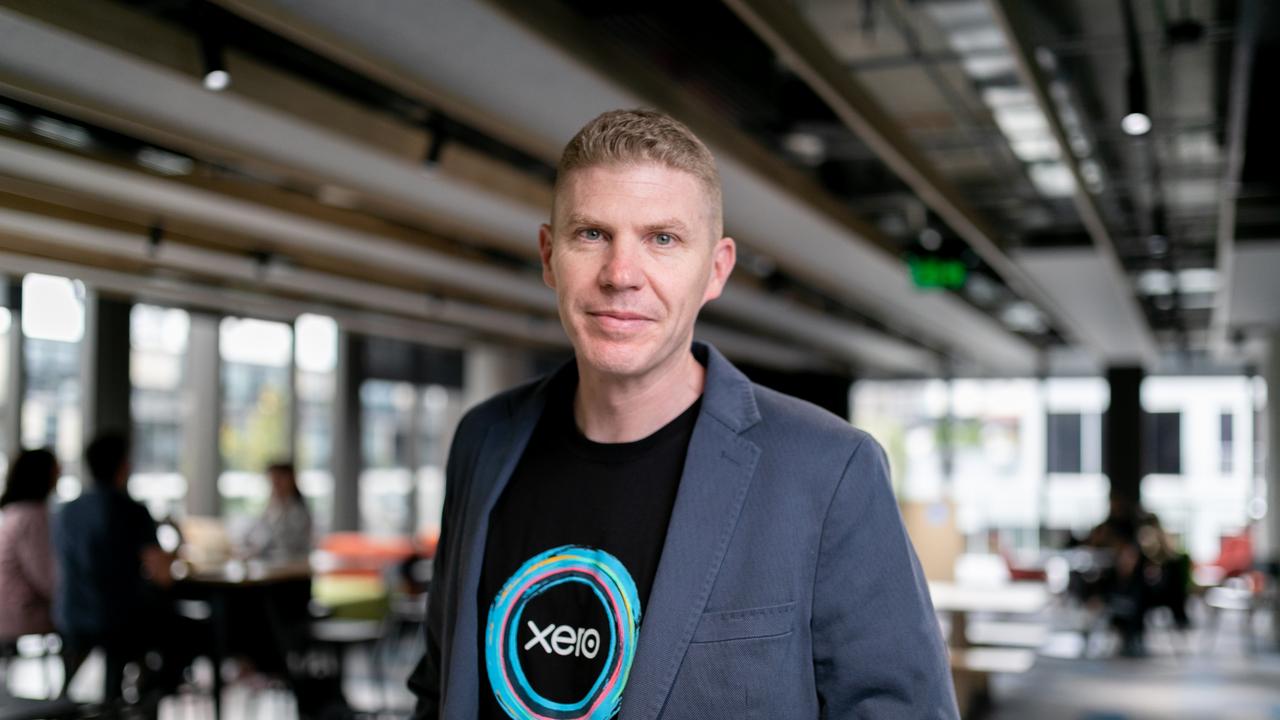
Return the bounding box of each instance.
[477,375,699,719]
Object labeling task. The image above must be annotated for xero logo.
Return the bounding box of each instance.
[485,545,641,720]
[524,621,603,659]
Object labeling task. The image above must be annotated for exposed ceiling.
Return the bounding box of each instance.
[0,0,1274,377]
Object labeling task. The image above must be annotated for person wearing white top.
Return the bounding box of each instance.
[243,462,312,564]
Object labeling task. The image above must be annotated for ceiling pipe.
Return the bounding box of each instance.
[0,138,921,369]
[0,206,824,370]
[1210,0,1261,359]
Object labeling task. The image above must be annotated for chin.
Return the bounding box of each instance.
[573,335,663,379]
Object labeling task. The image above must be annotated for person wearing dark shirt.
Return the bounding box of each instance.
[409,110,956,719]
[53,433,200,706]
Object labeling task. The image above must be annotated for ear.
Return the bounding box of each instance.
[702,235,736,304]
[538,223,557,290]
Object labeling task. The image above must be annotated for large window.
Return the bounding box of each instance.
[417,384,461,545]
[360,378,462,541]
[295,314,336,535]
[219,317,292,527]
[21,274,84,495]
[360,379,416,537]
[129,304,189,518]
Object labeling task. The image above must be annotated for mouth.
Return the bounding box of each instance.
[586,310,654,332]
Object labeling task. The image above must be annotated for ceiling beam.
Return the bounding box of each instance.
[0,135,930,373]
[1210,0,1262,357]
[987,0,1158,365]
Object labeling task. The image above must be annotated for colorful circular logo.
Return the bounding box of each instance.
[485,545,641,720]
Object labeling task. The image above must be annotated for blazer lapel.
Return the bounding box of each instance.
[619,391,762,720]
[442,387,548,718]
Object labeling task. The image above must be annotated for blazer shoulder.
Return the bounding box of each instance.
[750,382,873,450]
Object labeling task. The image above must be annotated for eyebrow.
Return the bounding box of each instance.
[564,214,690,234]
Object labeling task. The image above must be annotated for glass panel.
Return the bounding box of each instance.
[416,383,462,547]
[360,379,415,538]
[295,313,336,536]
[219,316,292,532]
[129,304,190,519]
[21,274,84,496]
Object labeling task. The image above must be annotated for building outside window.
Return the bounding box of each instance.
[20,274,84,496]
[1046,413,1083,474]
[1146,412,1182,475]
[219,317,292,530]
[1142,376,1255,563]
[295,313,336,536]
[129,304,190,518]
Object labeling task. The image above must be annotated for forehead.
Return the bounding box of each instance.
[554,163,712,225]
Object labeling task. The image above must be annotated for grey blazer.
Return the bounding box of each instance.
[410,343,959,719]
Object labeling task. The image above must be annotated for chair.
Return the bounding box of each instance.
[1,634,63,700]
[1203,574,1262,654]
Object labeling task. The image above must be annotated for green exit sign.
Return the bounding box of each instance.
[908,256,967,289]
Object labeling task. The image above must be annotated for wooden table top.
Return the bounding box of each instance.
[928,581,1051,615]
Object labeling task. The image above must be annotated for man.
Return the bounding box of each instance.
[409,110,957,718]
[53,433,196,705]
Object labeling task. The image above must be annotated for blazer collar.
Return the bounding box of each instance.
[619,342,763,720]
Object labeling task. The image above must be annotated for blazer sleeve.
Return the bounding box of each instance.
[811,434,959,719]
[408,412,476,720]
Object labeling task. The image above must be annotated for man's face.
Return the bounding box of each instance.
[540,162,735,381]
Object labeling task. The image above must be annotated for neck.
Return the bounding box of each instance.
[573,348,705,443]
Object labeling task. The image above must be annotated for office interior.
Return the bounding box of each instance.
[0,0,1278,718]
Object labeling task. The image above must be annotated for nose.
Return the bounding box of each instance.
[598,237,644,291]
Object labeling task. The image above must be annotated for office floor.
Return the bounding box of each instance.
[3,610,1277,719]
[987,609,1280,720]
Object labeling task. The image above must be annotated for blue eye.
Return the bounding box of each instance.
[580,228,603,241]
[654,233,675,247]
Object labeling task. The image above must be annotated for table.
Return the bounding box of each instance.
[929,582,1050,718]
[930,581,1049,646]
[176,560,313,720]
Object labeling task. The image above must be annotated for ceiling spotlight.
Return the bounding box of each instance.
[1120,1,1150,137]
[1121,111,1150,137]
[203,68,230,92]
[198,27,230,92]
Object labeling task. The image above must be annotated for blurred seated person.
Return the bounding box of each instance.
[53,433,204,703]
[1082,496,1189,655]
[242,461,312,564]
[0,448,59,641]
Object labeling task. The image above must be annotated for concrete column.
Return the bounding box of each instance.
[2,277,22,462]
[80,291,132,442]
[463,342,532,411]
[183,312,222,517]
[1104,365,1144,508]
[330,329,363,532]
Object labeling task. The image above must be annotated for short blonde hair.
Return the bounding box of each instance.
[555,109,723,237]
